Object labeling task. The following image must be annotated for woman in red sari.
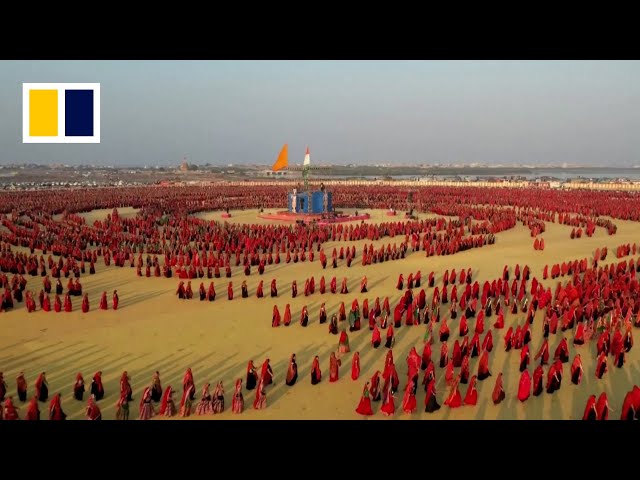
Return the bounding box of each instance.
[402,378,417,414]
[596,392,610,420]
[300,305,309,327]
[570,354,584,385]
[285,354,298,386]
[283,304,292,326]
[583,394,597,420]
[120,371,133,402]
[492,373,505,405]
[319,303,327,324]
[35,372,48,403]
[246,360,258,391]
[232,379,244,414]
[460,354,471,384]
[518,369,531,402]
[452,340,462,368]
[272,305,281,327]
[86,395,102,420]
[138,386,155,420]
[311,356,322,385]
[372,324,381,348]
[534,339,550,365]
[546,363,561,394]
[4,397,20,420]
[340,277,348,294]
[256,280,264,298]
[183,368,196,400]
[42,294,50,312]
[520,344,530,373]
[463,375,478,406]
[380,382,396,416]
[48,393,66,420]
[595,351,608,379]
[329,352,342,382]
[81,293,89,313]
[159,386,177,417]
[477,350,491,380]
[439,317,450,342]
[361,276,368,293]
[339,329,350,353]
[180,383,195,417]
[260,359,274,386]
[620,387,640,420]
[424,376,440,413]
[14,372,26,403]
[90,371,104,401]
[444,374,463,408]
[54,294,62,312]
[355,381,374,416]
[554,338,570,363]
[227,281,234,300]
[253,376,267,410]
[99,291,108,310]
[532,365,544,397]
[329,313,339,335]
[24,396,40,420]
[482,330,493,352]
[64,292,72,312]
[370,371,382,402]
[351,352,360,380]
[112,290,119,310]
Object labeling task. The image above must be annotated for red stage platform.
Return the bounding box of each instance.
[258,211,370,225]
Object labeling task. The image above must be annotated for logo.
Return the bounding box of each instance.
[22,83,100,143]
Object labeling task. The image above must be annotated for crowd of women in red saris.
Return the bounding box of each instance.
[2,182,636,289]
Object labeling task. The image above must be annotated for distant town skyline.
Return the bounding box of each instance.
[1,60,639,167]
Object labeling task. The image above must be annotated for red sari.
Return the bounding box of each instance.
[463,375,478,406]
[583,395,597,420]
[81,294,89,313]
[86,396,102,420]
[517,369,531,402]
[311,357,322,384]
[351,352,360,380]
[477,350,491,380]
[329,353,341,382]
[402,379,417,414]
[253,377,266,410]
[444,376,462,408]
[380,383,396,416]
[570,354,583,385]
[355,383,374,416]
[372,325,381,347]
[596,392,609,420]
[482,330,493,352]
[283,304,291,326]
[48,394,65,420]
[99,292,108,310]
[63,293,72,312]
[112,290,119,310]
[232,379,244,414]
[24,397,39,420]
[272,305,281,327]
[492,373,505,405]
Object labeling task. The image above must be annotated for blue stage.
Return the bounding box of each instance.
[287,190,332,214]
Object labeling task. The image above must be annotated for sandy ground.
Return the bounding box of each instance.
[2,208,639,420]
[53,208,140,224]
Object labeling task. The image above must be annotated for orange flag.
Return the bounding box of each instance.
[272,144,288,171]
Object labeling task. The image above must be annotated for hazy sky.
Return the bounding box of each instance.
[1,60,639,167]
